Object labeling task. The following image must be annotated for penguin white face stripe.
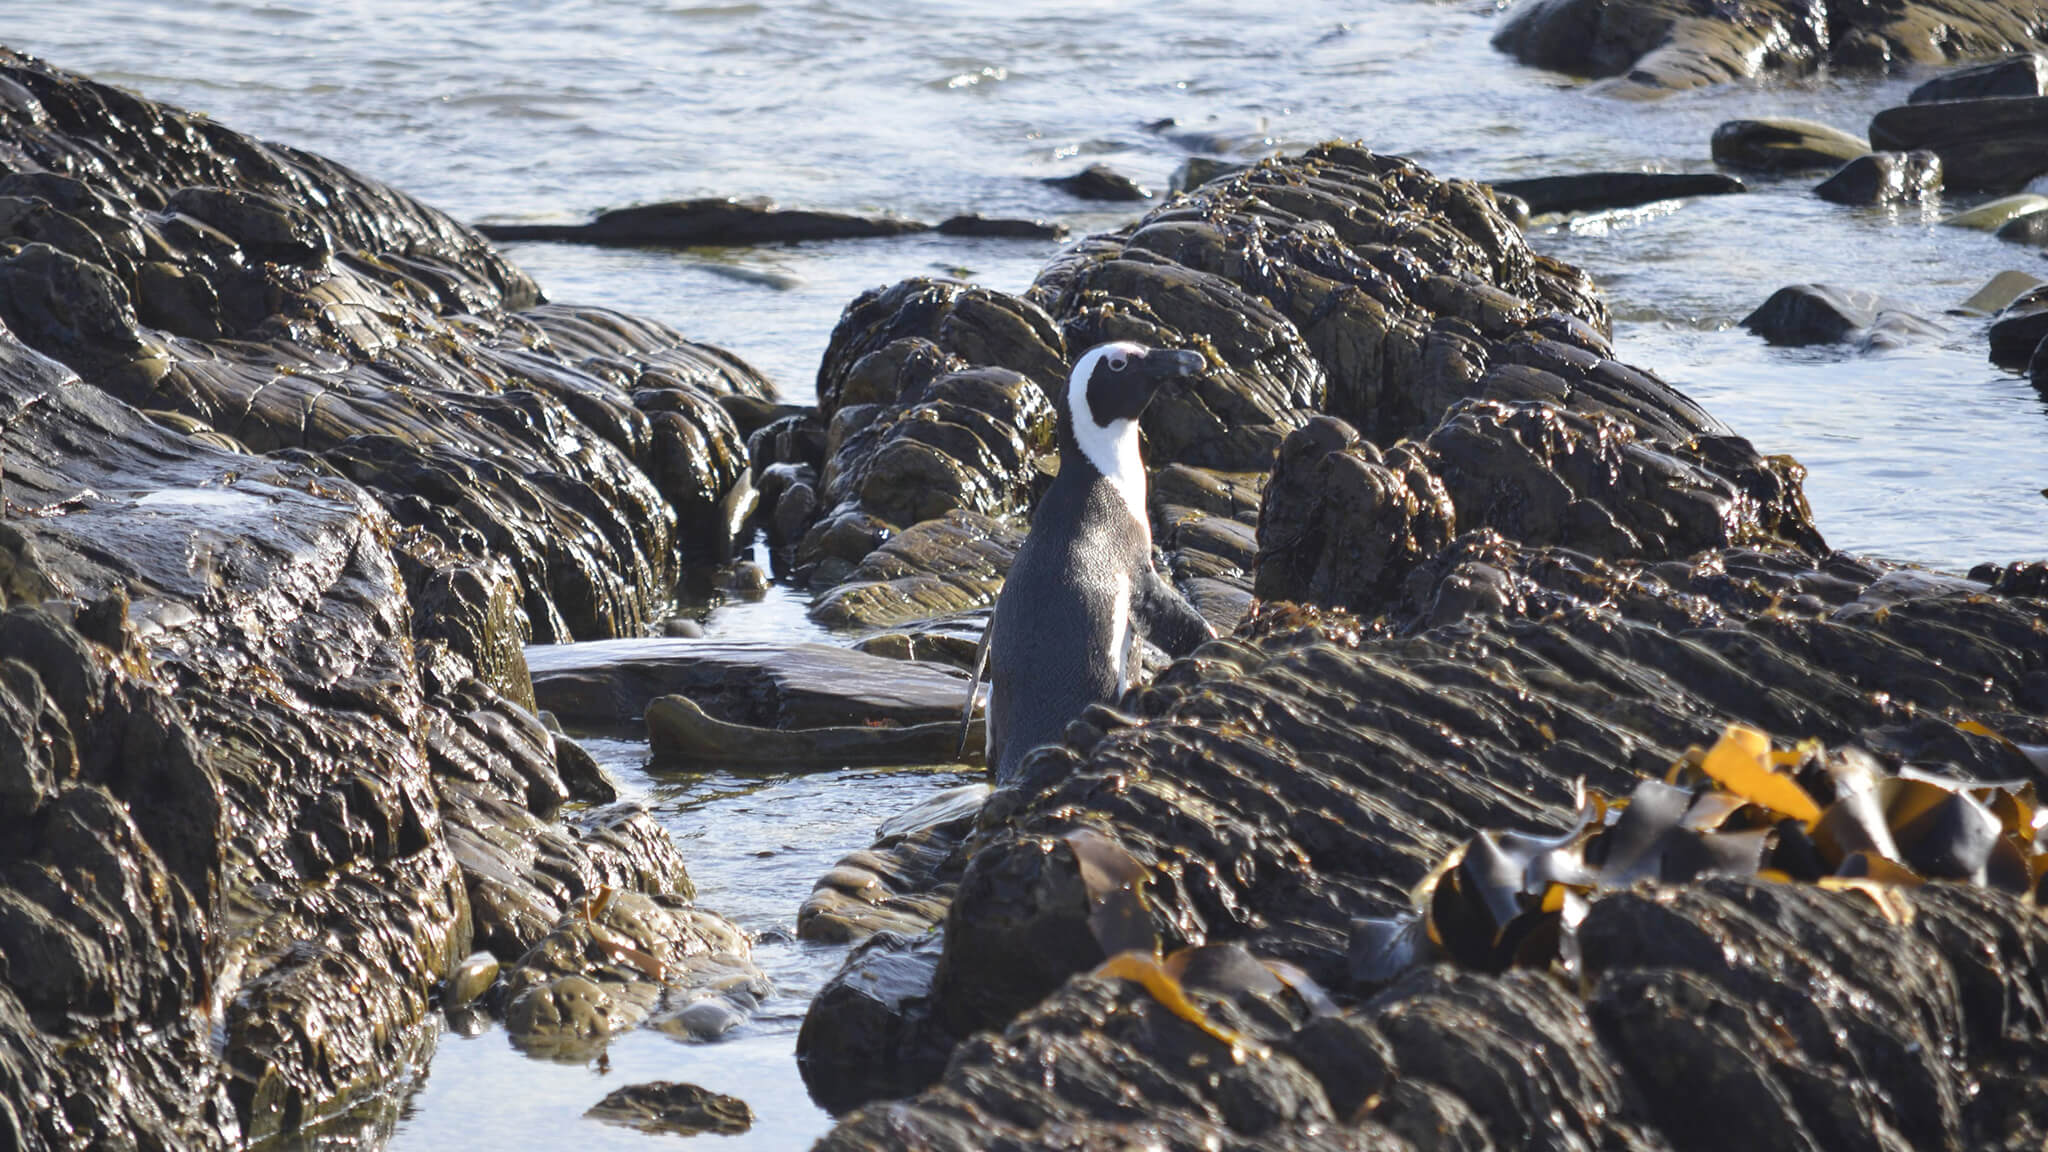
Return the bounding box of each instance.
[1068,341,1151,532]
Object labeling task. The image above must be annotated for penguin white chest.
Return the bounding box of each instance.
[1110,578,1132,694]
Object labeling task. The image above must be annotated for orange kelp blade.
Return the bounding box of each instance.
[1697,724,1822,824]
[1094,950,1267,1060]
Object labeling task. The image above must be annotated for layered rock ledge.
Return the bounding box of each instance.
[799,144,2048,1150]
[0,49,764,1149]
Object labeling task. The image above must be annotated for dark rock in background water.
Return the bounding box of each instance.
[1742,283,1945,349]
[585,1080,755,1137]
[478,196,931,247]
[1996,208,2048,245]
[1988,284,2048,368]
[1494,0,2048,94]
[1488,170,1744,215]
[936,213,1068,239]
[1043,162,1154,201]
[1814,150,1943,205]
[1712,118,1870,172]
[1909,53,2048,102]
[1870,96,2048,193]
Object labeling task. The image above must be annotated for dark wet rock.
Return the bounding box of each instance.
[1996,208,2048,245]
[809,509,1024,628]
[499,888,765,1058]
[1256,403,1821,616]
[825,530,2048,1133]
[1490,171,1744,214]
[1742,283,1945,349]
[798,931,955,1114]
[527,638,972,729]
[1713,119,1871,172]
[1910,53,2048,102]
[660,616,705,638]
[1173,156,1253,192]
[443,951,500,1011]
[820,948,1414,1150]
[477,196,930,247]
[1494,0,2048,93]
[585,1081,754,1137]
[937,213,1068,239]
[646,693,980,768]
[1043,163,1154,201]
[1987,284,2048,368]
[798,783,987,942]
[0,49,773,642]
[2030,331,2048,392]
[795,278,1062,585]
[1870,97,2048,193]
[1815,151,1943,205]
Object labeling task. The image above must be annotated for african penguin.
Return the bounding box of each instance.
[980,340,1216,785]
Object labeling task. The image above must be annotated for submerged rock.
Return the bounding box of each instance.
[1870,97,2048,193]
[585,1081,754,1137]
[1488,171,1744,215]
[1814,151,1942,205]
[499,888,766,1058]
[1741,283,1944,349]
[478,197,930,247]
[1712,119,1870,172]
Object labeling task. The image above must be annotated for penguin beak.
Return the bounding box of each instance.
[1140,348,1207,388]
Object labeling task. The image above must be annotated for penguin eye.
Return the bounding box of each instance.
[1107,353,1128,372]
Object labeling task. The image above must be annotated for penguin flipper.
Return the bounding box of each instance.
[1135,567,1216,657]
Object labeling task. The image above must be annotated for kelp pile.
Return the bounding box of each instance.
[1351,723,2048,986]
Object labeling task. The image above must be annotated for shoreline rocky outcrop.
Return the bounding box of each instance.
[794,144,2048,1150]
[0,47,768,1149]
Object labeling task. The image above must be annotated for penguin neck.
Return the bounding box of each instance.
[1061,416,1150,544]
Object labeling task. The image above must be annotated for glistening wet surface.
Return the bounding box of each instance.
[20,0,2048,1147]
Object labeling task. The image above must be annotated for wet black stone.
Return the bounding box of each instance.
[1815,151,1942,205]
[478,197,931,247]
[937,213,1068,239]
[1742,283,1943,349]
[1043,163,1153,201]
[1490,171,1744,214]
[1870,97,2048,193]
[1910,54,2048,103]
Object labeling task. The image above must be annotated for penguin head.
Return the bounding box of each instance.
[1063,341,1206,513]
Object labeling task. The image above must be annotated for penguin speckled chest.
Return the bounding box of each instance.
[982,341,1216,785]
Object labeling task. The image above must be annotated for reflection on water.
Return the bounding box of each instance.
[387,732,977,1152]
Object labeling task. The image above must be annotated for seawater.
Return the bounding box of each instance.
[16,2,2048,1148]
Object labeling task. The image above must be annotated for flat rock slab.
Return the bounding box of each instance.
[527,639,971,729]
[1490,171,1744,215]
[478,197,929,247]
